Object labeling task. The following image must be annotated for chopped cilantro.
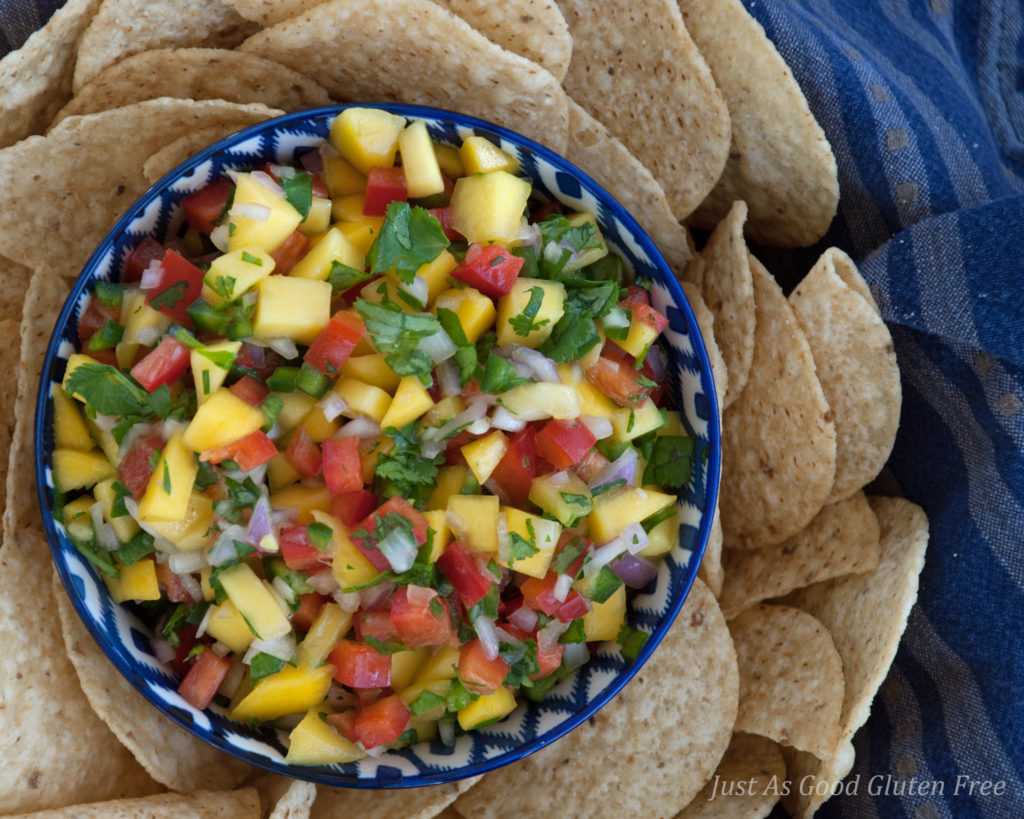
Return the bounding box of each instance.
[477,353,525,394]
[149,280,189,311]
[410,689,445,716]
[590,565,624,604]
[508,519,540,564]
[250,652,287,683]
[241,251,263,266]
[509,286,548,337]
[559,618,587,644]
[467,584,499,623]
[327,260,372,294]
[374,422,444,507]
[436,306,477,386]
[355,298,442,377]
[367,202,449,284]
[617,624,650,661]
[642,435,695,490]
[280,170,313,218]
[537,213,604,280]
[213,476,261,523]
[500,639,540,688]
[539,280,618,363]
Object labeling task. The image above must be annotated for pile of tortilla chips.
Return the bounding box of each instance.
[0,0,928,817]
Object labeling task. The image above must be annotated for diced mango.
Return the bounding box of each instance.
[380,375,434,430]
[216,562,291,642]
[399,119,445,198]
[253,276,332,345]
[415,645,461,683]
[290,226,363,280]
[498,382,580,421]
[528,471,593,527]
[427,464,470,511]
[332,192,369,223]
[182,387,266,452]
[61,353,103,402]
[231,662,334,723]
[459,136,520,175]
[610,398,666,443]
[329,107,406,174]
[446,494,499,554]
[333,377,391,422]
[337,219,383,256]
[461,430,508,486]
[136,430,197,523]
[142,493,214,550]
[450,171,531,245]
[227,172,303,254]
[191,340,241,404]
[299,197,333,236]
[314,510,379,589]
[573,378,619,420]
[61,495,95,542]
[399,678,451,722]
[496,278,565,348]
[270,484,332,524]
[390,648,429,691]
[434,286,495,343]
[52,383,93,450]
[205,599,256,654]
[321,154,367,197]
[296,602,353,669]
[94,478,140,543]
[117,291,170,369]
[300,406,339,442]
[582,585,626,642]
[457,686,517,731]
[275,390,318,432]
[433,142,464,177]
[422,509,451,562]
[104,557,161,604]
[613,312,661,359]
[340,353,401,393]
[416,249,457,306]
[267,453,300,492]
[588,486,676,544]
[201,246,275,304]
[285,708,366,765]
[500,507,560,579]
[639,510,679,558]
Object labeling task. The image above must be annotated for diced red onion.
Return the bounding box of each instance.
[359,580,394,611]
[588,447,639,493]
[375,526,419,572]
[168,551,207,575]
[507,603,538,633]
[435,359,461,399]
[247,494,274,546]
[420,437,445,460]
[612,552,659,589]
[580,414,613,440]
[307,569,339,595]
[232,202,271,222]
[300,149,324,175]
[475,615,500,661]
[417,327,457,365]
[490,405,527,432]
[553,572,574,603]
[498,345,561,383]
[140,260,164,290]
[151,636,176,665]
[251,170,285,197]
[242,341,266,369]
[406,584,437,607]
[646,344,666,381]
[317,391,349,423]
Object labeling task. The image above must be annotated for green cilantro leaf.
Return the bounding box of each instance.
[590,565,624,604]
[149,280,189,311]
[250,652,287,683]
[367,202,449,284]
[509,286,548,337]
[327,260,373,294]
[477,353,525,394]
[436,306,477,386]
[280,170,313,219]
[355,298,442,377]
[537,214,604,280]
[500,639,540,688]
[374,422,444,507]
[642,435,695,490]
[508,518,540,564]
[410,689,446,716]
[64,363,149,419]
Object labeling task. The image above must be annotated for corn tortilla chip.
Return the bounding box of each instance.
[683,201,753,409]
[0,254,33,320]
[0,318,20,519]
[6,788,262,819]
[239,0,570,153]
[719,253,836,549]
[719,491,881,619]
[789,248,901,503]
[680,281,728,412]
[264,778,316,819]
[72,0,259,91]
[698,504,725,599]
[567,99,692,274]
[556,0,730,221]
[312,777,480,819]
[53,573,255,791]
[729,604,843,760]
[680,0,838,247]
[0,530,160,814]
[0,0,99,148]
[675,732,786,819]
[780,496,928,818]
[0,98,282,276]
[454,578,738,819]
[829,247,880,315]
[54,47,330,126]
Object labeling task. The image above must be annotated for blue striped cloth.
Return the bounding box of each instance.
[3,1,1022,816]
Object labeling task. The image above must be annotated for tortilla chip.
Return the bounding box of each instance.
[6,788,262,819]
[144,124,264,184]
[680,281,728,412]
[239,0,570,153]
[719,253,836,549]
[312,777,480,819]
[789,248,901,503]
[72,0,260,91]
[567,99,692,274]
[0,0,99,148]
[680,0,838,247]
[0,530,159,814]
[53,574,255,791]
[54,47,330,126]
[266,779,316,819]
[0,319,20,518]
[0,255,33,320]
[719,491,881,619]
[829,248,879,315]
[676,732,786,818]
[698,504,725,599]
[729,604,843,760]
[0,98,282,276]
[781,496,928,817]
[556,0,730,220]
[454,578,737,818]
[683,201,753,409]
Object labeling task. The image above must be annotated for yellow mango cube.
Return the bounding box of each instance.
[415,645,461,682]
[588,486,676,545]
[433,286,495,343]
[321,154,367,197]
[498,382,580,421]
[117,291,170,368]
[52,383,93,451]
[496,278,565,348]
[52,449,114,492]
[528,471,593,527]
[433,142,464,177]
[61,352,102,402]
[461,430,508,485]
[267,453,300,492]
[201,246,275,304]
[299,197,333,236]
[446,494,499,554]
[380,375,434,429]
[416,249,457,305]
[341,353,401,393]
[296,602,353,668]
[300,406,340,442]
[391,648,429,691]
[427,464,470,511]
[313,510,380,589]
[457,686,517,731]
[227,172,303,254]
[94,478,140,543]
[104,557,161,604]
[253,275,332,345]
[500,508,560,579]
[582,585,626,642]
[333,377,392,422]
[338,219,383,256]
[216,562,291,642]
[231,663,334,723]
[182,387,266,453]
[639,510,679,558]
[286,708,366,765]
[610,398,666,443]
[422,509,451,562]
[205,600,256,654]
[399,119,445,198]
[270,484,332,524]
[191,340,241,404]
[459,135,520,175]
[399,678,451,722]
[450,171,531,244]
[290,226,363,280]
[612,312,661,359]
[143,493,214,551]
[274,390,317,433]
[137,431,197,523]
[329,107,406,174]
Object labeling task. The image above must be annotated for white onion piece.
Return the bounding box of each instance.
[177,571,204,603]
[513,220,541,253]
[621,522,650,554]
[490,405,527,432]
[360,580,395,611]
[210,224,230,252]
[168,551,207,575]
[586,537,629,576]
[547,470,571,487]
[435,358,461,399]
[375,525,419,572]
[207,524,249,566]
[562,641,590,672]
[308,570,339,596]
[317,391,349,422]
[134,325,161,347]
[496,512,509,565]
[244,632,296,665]
[507,345,560,383]
[406,584,437,607]
[580,414,613,440]
[195,603,215,639]
[268,162,296,180]
[439,720,455,746]
[264,336,299,360]
[251,170,285,197]
[336,416,380,439]
[475,616,500,661]
[423,397,489,444]
[89,502,120,552]
[139,260,164,290]
[151,636,176,665]
[232,202,271,222]
[333,590,361,612]
[417,327,457,364]
[553,572,574,603]
[537,618,570,653]
[420,437,445,460]
[211,641,232,657]
[218,660,246,700]
[507,603,537,633]
[588,447,639,493]
[272,576,297,608]
[91,412,120,435]
[399,275,429,309]
[465,417,491,435]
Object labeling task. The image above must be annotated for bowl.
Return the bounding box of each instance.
[35,103,721,787]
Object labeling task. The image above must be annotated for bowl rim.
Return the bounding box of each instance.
[35,102,722,787]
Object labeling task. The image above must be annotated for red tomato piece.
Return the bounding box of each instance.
[200,429,277,472]
[328,640,392,688]
[532,641,565,680]
[145,249,205,327]
[279,525,326,572]
[329,489,378,527]
[363,166,408,216]
[519,571,590,621]
[177,648,232,711]
[228,375,270,407]
[355,610,399,643]
[449,243,523,298]
[156,561,191,604]
[428,206,462,240]
[630,301,669,335]
[325,710,359,743]
[619,284,651,310]
[118,432,164,498]
[304,311,366,376]
[283,427,322,478]
[554,594,590,623]
[458,638,510,695]
[290,592,328,632]
[436,541,496,608]
[389,586,456,649]
[269,229,310,276]
[181,178,233,235]
[130,335,190,392]
[124,236,167,282]
[535,418,597,470]
[322,436,363,495]
[77,296,120,348]
[353,695,410,749]
[488,427,537,508]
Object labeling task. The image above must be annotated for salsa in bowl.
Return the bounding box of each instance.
[36,104,720,786]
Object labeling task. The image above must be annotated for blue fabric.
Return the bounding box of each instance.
[2,0,1022,816]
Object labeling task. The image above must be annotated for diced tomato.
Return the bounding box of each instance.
[554,593,590,623]
[322,437,363,495]
[355,609,399,643]
[428,206,462,240]
[130,335,191,392]
[283,428,322,478]
[77,296,120,348]
[489,427,537,508]
[519,572,588,622]
[269,229,310,275]
[326,710,359,743]
[234,342,282,381]
[290,592,328,632]
[181,178,234,235]
[459,638,510,695]
[389,586,456,648]
[280,525,327,572]
[437,541,496,608]
[328,639,392,688]
[124,236,167,281]
[155,561,191,604]
[304,311,365,376]
[145,250,205,327]
[619,284,651,311]
[177,648,232,711]
[363,166,408,216]
[354,497,429,549]
[353,695,410,749]
[171,624,200,676]
[630,301,669,335]
[535,418,597,470]
[584,347,650,408]
[329,489,378,527]
[228,374,270,407]
[532,641,565,680]
[450,243,523,298]
[200,429,277,472]
[117,432,164,498]
[574,448,610,483]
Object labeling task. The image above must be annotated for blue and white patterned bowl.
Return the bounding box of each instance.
[35,104,721,787]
